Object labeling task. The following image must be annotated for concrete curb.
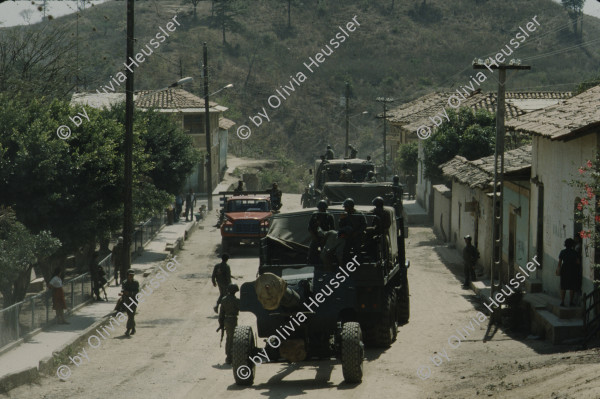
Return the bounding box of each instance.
[0,366,40,394]
[0,223,197,394]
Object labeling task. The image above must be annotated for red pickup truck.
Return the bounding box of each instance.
[219,192,272,252]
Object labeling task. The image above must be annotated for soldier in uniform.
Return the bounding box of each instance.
[300,187,311,208]
[267,182,283,211]
[339,163,353,182]
[233,180,245,195]
[111,237,124,285]
[212,254,232,313]
[364,171,377,182]
[325,145,335,160]
[348,144,358,159]
[462,235,479,288]
[121,269,139,336]
[307,200,336,263]
[337,198,367,263]
[367,197,392,257]
[218,283,240,364]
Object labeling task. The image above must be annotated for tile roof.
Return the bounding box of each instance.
[135,87,219,110]
[387,91,572,135]
[440,145,532,189]
[219,117,236,130]
[505,86,600,141]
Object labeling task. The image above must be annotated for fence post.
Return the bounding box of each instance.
[70,281,74,312]
[31,297,35,331]
[14,305,19,338]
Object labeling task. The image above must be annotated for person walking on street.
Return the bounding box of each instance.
[112,237,124,285]
[556,238,581,307]
[185,189,195,222]
[48,268,69,324]
[212,254,232,313]
[120,269,139,336]
[218,283,239,364]
[463,235,479,288]
[175,193,183,222]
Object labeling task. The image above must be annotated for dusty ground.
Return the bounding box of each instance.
[3,193,600,399]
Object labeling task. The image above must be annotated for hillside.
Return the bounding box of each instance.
[3,0,600,168]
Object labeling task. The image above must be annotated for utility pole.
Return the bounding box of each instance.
[344,82,350,158]
[473,60,530,319]
[203,43,213,212]
[376,97,395,181]
[123,0,135,270]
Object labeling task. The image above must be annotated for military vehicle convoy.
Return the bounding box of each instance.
[311,158,375,193]
[231,202,410,386]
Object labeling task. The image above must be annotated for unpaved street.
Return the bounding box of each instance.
[4,194,600,399]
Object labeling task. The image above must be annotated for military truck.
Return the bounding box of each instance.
[231,204,410,385]
[311,158,375,194]
[322,181,408,238]
[219,191,272,252]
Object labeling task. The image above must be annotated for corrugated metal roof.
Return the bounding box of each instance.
[505,86,600,141]
[440,145,532,189]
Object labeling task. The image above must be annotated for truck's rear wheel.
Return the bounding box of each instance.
[397,280,410,325]
[341,322,364,383]
[370,290,397,347]
[232,326,256,386]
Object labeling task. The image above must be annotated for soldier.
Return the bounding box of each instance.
[367,197,392,257]
[111,237,124,285]
[364,171,377,182]
[348,144,358,159]
[337,198,367,263]
[218,283,240,364]
[267,182,283,211]
[233,180,244,195]
[121,269,139,336]
[300,187,311,208]
[339,163,353,182]
[325,145,335,160]
[212,254,232,313]
[462,235,479,288]
[307,200,336,263]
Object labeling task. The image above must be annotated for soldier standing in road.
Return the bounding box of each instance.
[325,145,335,160]
[307,200,336,263]
[112,237,124,285]
[121,269,139,336]
[218,283,239,364]
[212,254,232,313]
[462,235,479,288]
[300,188,311,208]
[233,180,245,195]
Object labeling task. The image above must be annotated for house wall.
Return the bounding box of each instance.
[450,181,493,276]
[502,181,531,276]
[416,140,432,212]
[433,184,451,242]
[530,133,599,297]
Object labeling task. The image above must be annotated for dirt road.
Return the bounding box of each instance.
[4,194,600,399]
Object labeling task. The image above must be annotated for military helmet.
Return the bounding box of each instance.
[342,198,355,208]
[342,163,348,169]
[127,269,135,275]
[372,196,384,207]
[227,283,239,294]
[327,145,332,149]
[317,200,328,211]
[367,171,375,177]
[393,175,400,183]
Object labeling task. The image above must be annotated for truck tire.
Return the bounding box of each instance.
[341,322,364,383]
[232,326,256,386]
[397,280,410,325]
[370,290,397,347]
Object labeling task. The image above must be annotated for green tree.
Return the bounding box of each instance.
[576,71,600,94]
[397,141,418,176]
[212,0,243,44]
[183,0,202,19]
[561,0,585,39]
[423,107,495,181]
[0,207,61,307]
